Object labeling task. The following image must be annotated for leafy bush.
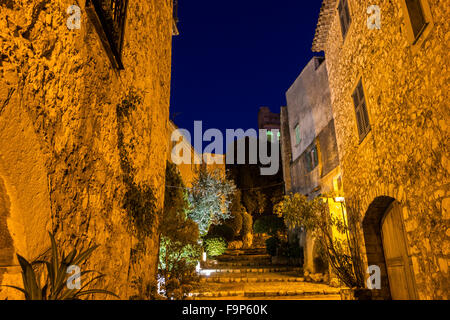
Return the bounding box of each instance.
[265,236,279,256]
[2,232,118,300]
[253,215,285,235]
[207,224,235,242]
[188,168,236,236]
[275,193,366,288]
[204,237,227,257]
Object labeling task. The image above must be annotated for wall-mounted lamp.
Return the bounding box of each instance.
[334,197,345,203]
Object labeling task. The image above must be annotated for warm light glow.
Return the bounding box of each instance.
[334,197,345,203]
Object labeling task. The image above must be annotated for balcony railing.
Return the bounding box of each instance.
[86,0,129,70]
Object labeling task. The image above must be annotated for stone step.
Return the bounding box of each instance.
[191,288,341,299]
[200,277,305,283]
[201,267,302,274]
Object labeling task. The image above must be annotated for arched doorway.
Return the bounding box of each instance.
[362,196,417,300]
[381,202,417,300]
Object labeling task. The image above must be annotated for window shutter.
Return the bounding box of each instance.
[355,108,364,139]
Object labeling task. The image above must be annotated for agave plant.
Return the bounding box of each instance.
[2,232,119,300]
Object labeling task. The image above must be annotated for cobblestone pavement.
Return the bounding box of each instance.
[193,248,342,300]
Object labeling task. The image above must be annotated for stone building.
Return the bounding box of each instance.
[280,106,292,194]
[281,56,343,274]
[313,0,448,299]
[0,0,177,299]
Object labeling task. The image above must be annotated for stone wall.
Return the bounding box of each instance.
[0,0,174,299]
[316,0,449,299]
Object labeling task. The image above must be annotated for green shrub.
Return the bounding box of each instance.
[204,237,227,257]
[253,215,285,235]
[265,236,279,256]
[207,224,235,242]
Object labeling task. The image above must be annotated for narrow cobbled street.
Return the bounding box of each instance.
[194,248,341,300]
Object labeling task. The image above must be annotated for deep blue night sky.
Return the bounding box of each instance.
[170,1,323,147]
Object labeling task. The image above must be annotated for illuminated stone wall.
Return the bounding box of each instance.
[315,0,448,299]
[0,0,174,299]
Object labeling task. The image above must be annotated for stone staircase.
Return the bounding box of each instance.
[194,248,341,300]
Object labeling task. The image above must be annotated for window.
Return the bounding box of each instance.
[352,80,371,141]
[86,0,129,70]
[405,0,427,40]
[338,0,351,39]
[305,145,319,172]
[294,124,301,145]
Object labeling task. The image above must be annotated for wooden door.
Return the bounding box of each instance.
[381,202,417,300]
